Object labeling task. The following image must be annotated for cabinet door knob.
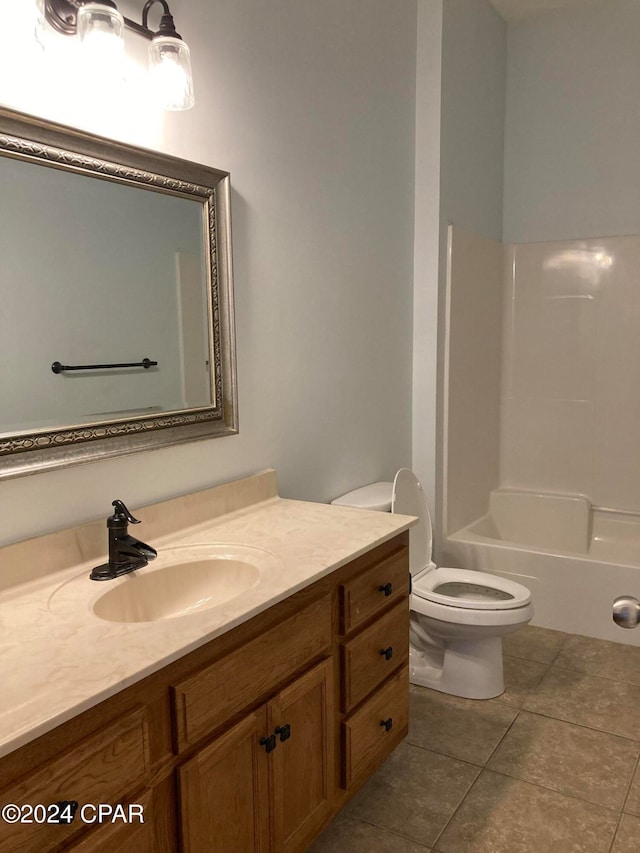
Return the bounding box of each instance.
[51,801,79,825]
[275,723,291,742]
[378,582,393,597]
[380,718,393,732]
[379,646,393,661]
[260,734,277,753]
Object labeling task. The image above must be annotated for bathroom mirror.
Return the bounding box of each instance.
[0,107,237,480]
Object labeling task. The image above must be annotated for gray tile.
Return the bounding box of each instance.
[309,815,431,852]
[408,685,517,765]
[612,813,640,853]
[436,770,618,853]
[492,654,548,708]
[623,759,640,816]
[487,711,639,809]
[344,742,479,847]
[502,624,568,664]
[555,634,640,686]
[523,665,640,740]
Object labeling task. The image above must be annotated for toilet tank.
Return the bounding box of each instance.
[331,482,393,513]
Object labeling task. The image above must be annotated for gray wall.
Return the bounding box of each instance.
[0,0,417,546]
[504,0,640,243]
[440,0,507,242]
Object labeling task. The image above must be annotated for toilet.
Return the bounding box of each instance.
[332,469,533,699]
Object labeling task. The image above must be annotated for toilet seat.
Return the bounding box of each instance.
[412,566,531,611]
[410,587,532,626]
[392,468,531,613]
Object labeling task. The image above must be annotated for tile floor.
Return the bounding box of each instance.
[310,625,640,852]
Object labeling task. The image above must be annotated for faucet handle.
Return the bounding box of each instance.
[111,499,141,525]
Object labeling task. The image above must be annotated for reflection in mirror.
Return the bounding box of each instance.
[2,157,211,432]
[0,107,237,480]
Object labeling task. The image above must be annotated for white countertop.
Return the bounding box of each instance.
[0,478,414,758]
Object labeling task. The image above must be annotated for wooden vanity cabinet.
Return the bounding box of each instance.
[0,531,409,853]
[178,658,334,853]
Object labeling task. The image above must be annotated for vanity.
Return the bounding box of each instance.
[0,471,414,852]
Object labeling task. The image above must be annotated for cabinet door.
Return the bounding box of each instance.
[68,789,159,853]
[268,658,334,853]
[178,708,270,853]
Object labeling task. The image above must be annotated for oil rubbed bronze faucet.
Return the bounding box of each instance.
[90,500,157,581]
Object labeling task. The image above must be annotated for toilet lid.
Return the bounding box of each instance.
[413,566,532,611]
[392,468,433,575]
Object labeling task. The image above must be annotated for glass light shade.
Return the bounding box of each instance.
[148,36,195,111]
[77,2,125,65]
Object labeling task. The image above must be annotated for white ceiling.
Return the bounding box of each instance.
[488,0,602,22]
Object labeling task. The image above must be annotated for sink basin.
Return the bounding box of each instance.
[91,544,280,623]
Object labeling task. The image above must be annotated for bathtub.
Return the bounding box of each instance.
[444,489,640,645]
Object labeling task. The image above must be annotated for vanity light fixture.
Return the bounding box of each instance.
[43,0,195,110]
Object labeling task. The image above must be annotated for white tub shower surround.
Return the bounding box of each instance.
[443,228,640,646]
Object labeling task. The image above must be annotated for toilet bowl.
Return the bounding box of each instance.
[332,469,533,699]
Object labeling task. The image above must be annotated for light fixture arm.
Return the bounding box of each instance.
[141,0,182,40]
[44,0,183,41]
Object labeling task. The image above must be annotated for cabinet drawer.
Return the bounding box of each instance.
[0,707,150,853]
[341,665,409,789]
[172,595,331,751]
[68,789,154,853]
[341,599,409,712]
[340,546,409,635]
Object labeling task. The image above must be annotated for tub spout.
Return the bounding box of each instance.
[613,596,640,629]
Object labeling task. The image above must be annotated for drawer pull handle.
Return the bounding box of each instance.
[380,717,393,732]
[51,801,79,825]
[260,734,277,753]
[379,582,393,597]
[275,723,291,742]
[380,646,393,661]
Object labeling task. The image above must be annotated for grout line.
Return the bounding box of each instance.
[429,763,483,852]
[621,750,640,813]
[607,812,625,853]
[546,661,640,690]
[403,738,493,772]
[485,765,623,812]
[346,815,432,850]
[490,665,548,707]
[526,658,640,697]
[483,707,522,766]
[549,630,571,664]
[501,651,558,665]
[515,706,640,745]
[484,762,625,814]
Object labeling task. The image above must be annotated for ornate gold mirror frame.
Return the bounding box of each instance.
[0,108,237,480]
